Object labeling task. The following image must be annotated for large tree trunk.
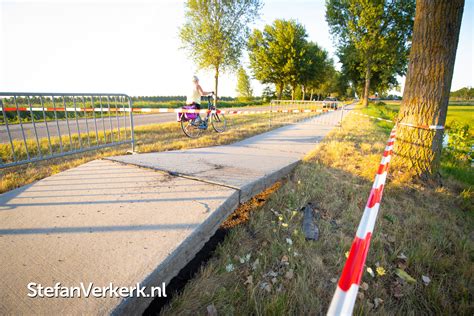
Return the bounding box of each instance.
[301,85,306,101]
[362,65,371,107]
[214,66,219,107]
[395,0,464,180]
[310,89,313,101]
[277,83,283,100]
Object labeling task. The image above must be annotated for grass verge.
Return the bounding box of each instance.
[160,109,473,315]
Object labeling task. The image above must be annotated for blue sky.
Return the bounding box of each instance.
[0,0,472,97]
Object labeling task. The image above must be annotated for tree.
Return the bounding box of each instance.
[450,86,474,100]
[337,42,399,98]
[180,0,262,105]
[299,42,329,100]
[394,0,464,180]
[248,19,308,99]
[236,66,253,100]
[326,0,415,106]
[261,85,276,102]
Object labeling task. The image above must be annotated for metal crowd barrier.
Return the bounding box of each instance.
[269,99,342,125]
[0,93,135,169]
[270,99,341,110]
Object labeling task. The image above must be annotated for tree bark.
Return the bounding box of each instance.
[395,0,464,180]
[301,85,306,101]
[214,66,219,107]
[362,64,371,107]
[310,89,313,101]
[276,83,283,100]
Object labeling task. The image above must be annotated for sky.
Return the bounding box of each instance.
[0,0,473,97]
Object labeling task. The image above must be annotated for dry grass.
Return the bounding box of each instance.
[161,111,473,315]
[0,112,314,193]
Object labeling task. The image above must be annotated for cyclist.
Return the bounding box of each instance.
[186,75,213,127]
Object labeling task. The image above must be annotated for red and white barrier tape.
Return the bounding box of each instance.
[327,126,397,315]
[1,107,335,114]
[397,122,445,130]
[351,111,444,130]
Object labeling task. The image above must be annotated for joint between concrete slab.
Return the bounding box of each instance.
[105,158,242,192]
[238,144,309,155]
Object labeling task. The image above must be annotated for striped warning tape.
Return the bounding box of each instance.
[1,107,335,114]
[397,122,445,130]
[351,111,444,130]
[328,126,397,315]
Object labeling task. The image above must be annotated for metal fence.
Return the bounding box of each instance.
[0,93,134,169]
[268,99,343,125]
[270,99,340,109]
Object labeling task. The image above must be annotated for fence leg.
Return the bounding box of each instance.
[128,97,135,153]
[340,104,344,128]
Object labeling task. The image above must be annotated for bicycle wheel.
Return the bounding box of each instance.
[211,113,227,133]
[181,119,203,138]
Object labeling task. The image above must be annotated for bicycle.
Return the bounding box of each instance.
[178,93,227,138]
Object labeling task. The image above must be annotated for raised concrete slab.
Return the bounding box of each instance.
[108,111,341,203]
[0,160,238,314]
[0,109,344,315]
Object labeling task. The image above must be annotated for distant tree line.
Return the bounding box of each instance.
[450,86,474,100]
[247,19,353,101]
[179,0,354,103]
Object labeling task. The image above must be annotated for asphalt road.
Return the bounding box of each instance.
[1,106,274,143]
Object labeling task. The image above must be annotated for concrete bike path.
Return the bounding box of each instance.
[0,109,345,315]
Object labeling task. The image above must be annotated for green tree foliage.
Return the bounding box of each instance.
[299,42,329,100]
[248,19,332,100]
[261,85,276,102]
[236,66,253,101]
[248,19,307,99]
[179,0,262,104]
[326,0,415,106]
[450,86,474,100]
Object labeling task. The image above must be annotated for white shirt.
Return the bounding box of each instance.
[186,84,201,104]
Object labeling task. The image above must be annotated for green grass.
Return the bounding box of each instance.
[445,105,474,127]
[358,102,474,185]
[374,101,474,130]
[161,109,473,315]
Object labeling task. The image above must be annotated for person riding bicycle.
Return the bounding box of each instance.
[186,75,213,127]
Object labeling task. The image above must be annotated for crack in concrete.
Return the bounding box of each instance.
[107,159,241,192]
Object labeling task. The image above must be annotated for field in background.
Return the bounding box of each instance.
[375,101,474,129]
[161,107,473,315]
[132,99,266,109]
[359,102,473,185]
[0,99,267,125]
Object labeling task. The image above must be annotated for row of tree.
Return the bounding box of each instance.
[179,0,348,103]
[450,86,474,100]
[326,0,415,106]
[246,19,350,101]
